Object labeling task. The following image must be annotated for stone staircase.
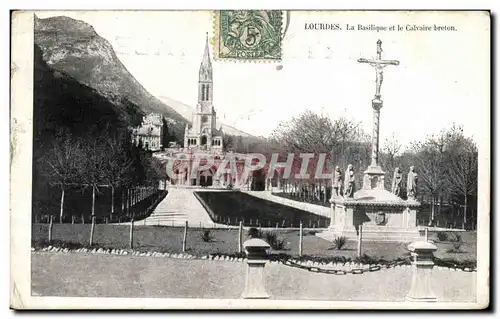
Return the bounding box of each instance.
[143,188,215,227]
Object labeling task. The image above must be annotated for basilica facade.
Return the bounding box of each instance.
[183,35,224,151]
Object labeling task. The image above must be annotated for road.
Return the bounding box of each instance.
[32,252,476,302]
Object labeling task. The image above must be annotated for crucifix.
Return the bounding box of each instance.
[357,40,400,188]
[358,39,400,99]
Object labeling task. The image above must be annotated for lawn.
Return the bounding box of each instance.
[32,224,476,263]
[194,191,330,228]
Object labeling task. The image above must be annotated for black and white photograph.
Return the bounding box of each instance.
[9,9,490,309]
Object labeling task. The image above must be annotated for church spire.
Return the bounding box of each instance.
[199,32,212,82]
[198,32,213,105]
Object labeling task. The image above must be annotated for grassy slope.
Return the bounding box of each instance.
[195,191,330,227]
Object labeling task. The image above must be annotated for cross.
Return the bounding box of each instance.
[358,40,399,98]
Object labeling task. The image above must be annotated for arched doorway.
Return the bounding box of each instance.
[201,135,207,146]
[199,169,214,187]
[251,169,266,191]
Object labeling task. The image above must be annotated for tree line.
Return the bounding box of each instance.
[266,111,478,229]
[33,129,167,223]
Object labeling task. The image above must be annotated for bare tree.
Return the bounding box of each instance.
[444,129,478,229]
[100,133,133,219]
[39,134,86,223]
[381,133,403,189]
[411,133,448,226]
[270,111,369,172]
[382,133,402,168]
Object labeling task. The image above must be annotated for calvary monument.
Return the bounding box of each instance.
[319,40,422,242]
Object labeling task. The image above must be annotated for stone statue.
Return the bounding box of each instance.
[391,167,402,197]
[344,164,355,198]
[407,166,418,199]
[332,166,343,197]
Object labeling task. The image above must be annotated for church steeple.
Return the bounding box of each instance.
[199,32,212,84]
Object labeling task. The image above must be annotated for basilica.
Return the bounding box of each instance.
[183,35,224,151]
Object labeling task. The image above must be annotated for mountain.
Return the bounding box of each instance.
[34,15,187,140]
[157,95,254,138]
[34,43,133,147]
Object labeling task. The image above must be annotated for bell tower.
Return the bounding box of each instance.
[198,32,213,112]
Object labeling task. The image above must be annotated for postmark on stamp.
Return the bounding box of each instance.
[214,10,283,61]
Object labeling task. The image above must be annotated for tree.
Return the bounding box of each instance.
[99,131,134,219]
[411,133,448,226]
[161,117,173,150]
[39,133,86,223]
[270,111,370,182]
[381,133,403,190]
[80,135,110,219]
[222,134,234,151]
[443,127,478,229]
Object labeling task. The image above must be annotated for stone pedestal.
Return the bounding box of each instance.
[241,238,271,299]
[405,241,438,302]
[363,165,385,190]
[318,188,422,242]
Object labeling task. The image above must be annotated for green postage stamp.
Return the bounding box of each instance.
[214,10,283,61]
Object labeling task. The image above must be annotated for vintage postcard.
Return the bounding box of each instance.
[10,10,490,309]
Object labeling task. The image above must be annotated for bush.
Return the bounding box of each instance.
[446,243,463,253]
[264,231,286,250]
[449,233,461,242]
[437,231,461,242]
[247,227,263,239]
[201,230,214,242]
[436,231,448,241]
[333,236,347,250]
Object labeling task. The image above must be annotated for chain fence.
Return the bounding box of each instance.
[274,255,476,274]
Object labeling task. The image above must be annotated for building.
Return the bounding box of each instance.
[131,113,163,151]
[183,34,224,151]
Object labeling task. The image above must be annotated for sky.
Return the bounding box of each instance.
[37,11,490,148]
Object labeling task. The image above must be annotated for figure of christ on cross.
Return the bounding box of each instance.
[358,40,399,99]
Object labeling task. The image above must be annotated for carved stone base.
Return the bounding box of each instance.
[363,165,385,190]
[322,189,422,242]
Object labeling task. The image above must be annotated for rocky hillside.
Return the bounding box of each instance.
[34,15,187,140]
[34,44,133,146]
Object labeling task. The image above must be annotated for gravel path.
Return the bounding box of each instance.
[31,252,476,302]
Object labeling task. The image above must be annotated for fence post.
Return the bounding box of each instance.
[238,221,243,253]
[129,217,134,249]
[81,213,85,224]
[89,215,96,246]
[182,221,188,252]
[357,225,363,258]
[71,215,75,225]
[299,221,303,257]
[241,238,271,299]
[405,241,438,302]
[425,227,429,242]
[48,215,53,243]
[275,222,278,232]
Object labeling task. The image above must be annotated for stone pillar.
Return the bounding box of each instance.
[405,241,438,302]
[241,238,271,299]
[371,98,382,167]
[406,207,417,229]
[329,203,336,228]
